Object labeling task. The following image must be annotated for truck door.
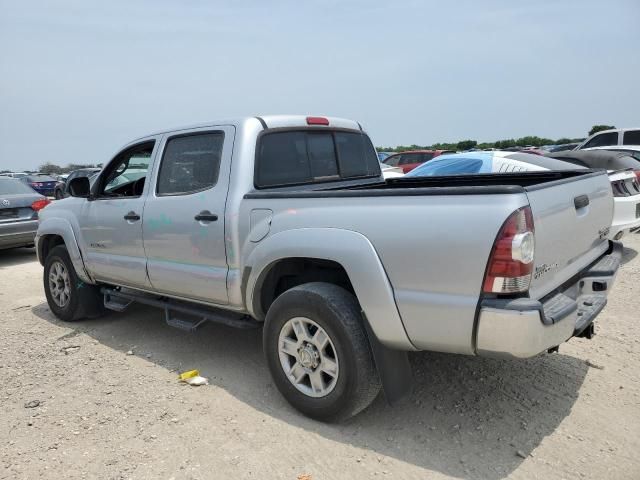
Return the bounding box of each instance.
[142,126,234,305]
[79,138,158,288]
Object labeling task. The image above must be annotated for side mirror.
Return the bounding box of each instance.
[68,177,90,198]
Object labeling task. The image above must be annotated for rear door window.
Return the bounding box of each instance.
[256,130,380,188]
[157,132,225,196]
[622,130,640,145]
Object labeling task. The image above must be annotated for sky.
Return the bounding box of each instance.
[1,0,639,171]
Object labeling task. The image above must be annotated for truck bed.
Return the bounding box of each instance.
[242,168,613,354]
[245,170,600,198]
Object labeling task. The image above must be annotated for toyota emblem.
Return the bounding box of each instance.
[1,199,9,207]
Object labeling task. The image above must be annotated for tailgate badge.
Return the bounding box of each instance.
[534,262,558,280]
[1,199,9,207]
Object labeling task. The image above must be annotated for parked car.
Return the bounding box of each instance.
[406,151,582,176]
[54,168,101,199]
[2,172,29,179]
[379,162,404,179]
[37,115,621,421]
[574,127,640,150]
[548,143,580,152]
[383,149,455,173]
[546,150,640,239]
[409,150,640,240]
[0,177,50,249]
[19,175,58,197]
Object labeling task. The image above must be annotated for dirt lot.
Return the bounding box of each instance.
[1,236,639,480]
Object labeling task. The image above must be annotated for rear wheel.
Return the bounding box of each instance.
[43,245,104,321]
[54,189,63,200]
[263,282,381,422]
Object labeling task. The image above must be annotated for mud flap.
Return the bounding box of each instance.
[362,316,413,405]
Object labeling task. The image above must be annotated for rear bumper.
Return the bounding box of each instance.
[609,195,640,239]
[475,241,622,359]
[0,220,38,249]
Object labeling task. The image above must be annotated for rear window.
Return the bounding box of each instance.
[407,157,484,177]
[0,178,37,194]
[622,130,640,145]
[24,176,56,182]
[256,130,380,188]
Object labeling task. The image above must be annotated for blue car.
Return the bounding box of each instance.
[406,151,580,177]
[20,175,58,197]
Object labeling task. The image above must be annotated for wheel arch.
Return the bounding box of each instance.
[36,218,93,284]
[245,228,415,351]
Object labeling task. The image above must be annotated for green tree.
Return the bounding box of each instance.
[588,125,615,136]
[38,162,64,175]
[456,140,477,151]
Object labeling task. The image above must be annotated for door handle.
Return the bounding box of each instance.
[574,195,589,210]
[124,211,141,221]
[194,211,218,222]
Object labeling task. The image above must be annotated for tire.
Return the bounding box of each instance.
[263,282,381,422]
[43,245,104,321]
[54,189,63,200]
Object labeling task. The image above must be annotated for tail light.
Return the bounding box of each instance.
[483,206,535,294]
[32,182,42,187]
[306,116,329,126]
[31,199,51,211]
[634,170,640,183]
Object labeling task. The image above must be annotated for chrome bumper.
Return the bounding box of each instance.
[476,241,622,359]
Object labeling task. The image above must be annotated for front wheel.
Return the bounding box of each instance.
[43,245,104,321]
[54,189,63,200]
[263,282,381,422]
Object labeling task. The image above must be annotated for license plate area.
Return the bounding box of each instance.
[0,208,19,220]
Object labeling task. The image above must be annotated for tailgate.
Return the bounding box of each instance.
[525,171,613,300]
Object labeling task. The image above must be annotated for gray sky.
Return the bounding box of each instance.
[1,0,639,171]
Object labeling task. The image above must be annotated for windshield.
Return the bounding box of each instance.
[0,178,38,194]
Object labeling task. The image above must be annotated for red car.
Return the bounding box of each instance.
[382,150,455,173]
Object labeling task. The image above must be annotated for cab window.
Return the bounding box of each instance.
[583,132,618,149]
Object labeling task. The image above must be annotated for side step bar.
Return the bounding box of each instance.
[101,287,260,332]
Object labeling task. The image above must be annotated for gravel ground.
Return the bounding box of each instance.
[0,235,639,480]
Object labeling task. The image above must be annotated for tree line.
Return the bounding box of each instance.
[36,162,102,175]
[376,125,615,153]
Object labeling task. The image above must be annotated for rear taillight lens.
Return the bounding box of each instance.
[31,199,51,211]
[483,206,535,294]
[634,170,640,184]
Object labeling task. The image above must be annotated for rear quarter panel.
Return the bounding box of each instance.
[238,192,529,354]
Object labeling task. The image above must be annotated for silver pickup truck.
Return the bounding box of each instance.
[36,115,622,421]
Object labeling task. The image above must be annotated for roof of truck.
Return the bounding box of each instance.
[128,115,363,144]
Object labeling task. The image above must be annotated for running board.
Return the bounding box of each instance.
[100,288,260,331]
[104,291,132,312]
